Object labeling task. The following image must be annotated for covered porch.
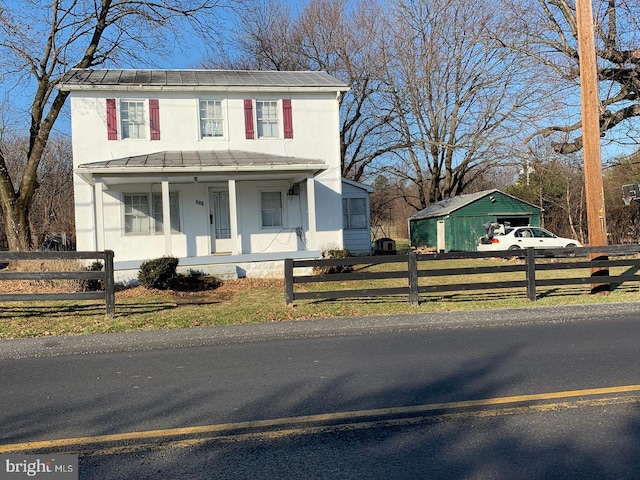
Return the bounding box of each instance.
[75,150,339,280]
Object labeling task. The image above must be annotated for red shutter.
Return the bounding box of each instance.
[149,99,160,140]
[106,98,117,140]
[283,98,293,139]
[244,99,254,139]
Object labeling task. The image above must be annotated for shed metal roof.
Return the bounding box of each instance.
[59,69,349,91]
[409,189,541,221]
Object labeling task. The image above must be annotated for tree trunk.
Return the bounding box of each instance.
[3,200,31,251]
[0,152,31,250]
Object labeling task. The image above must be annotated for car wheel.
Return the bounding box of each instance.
[564,243,577,257]
[507,245,522,259]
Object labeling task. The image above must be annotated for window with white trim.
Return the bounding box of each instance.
[256,100,279,138]
[124,194,151,234]
[124,193,180,235]
[343,198,367,230]
[120,100,146,139]
[261,191,283,228]
[199,99,224,138]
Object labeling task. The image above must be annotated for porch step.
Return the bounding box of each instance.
[177,263,239,280]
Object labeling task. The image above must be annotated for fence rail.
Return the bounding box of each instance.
[284,245,640,306]
[0,250,115,316]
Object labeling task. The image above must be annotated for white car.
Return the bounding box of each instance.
[477,226,582,252]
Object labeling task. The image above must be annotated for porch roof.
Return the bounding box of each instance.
[76,150,327,184]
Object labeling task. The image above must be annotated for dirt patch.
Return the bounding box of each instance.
[0,270,283,306]
[115,278,283,303]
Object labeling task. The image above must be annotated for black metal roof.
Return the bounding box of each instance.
[60,69,348,89]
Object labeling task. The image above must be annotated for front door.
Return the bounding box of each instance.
[209,189,232,253]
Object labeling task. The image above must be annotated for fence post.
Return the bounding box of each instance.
[408,251,419,305]
[104,250,116,316]
[525,247,536,301]
[284,258,294,306]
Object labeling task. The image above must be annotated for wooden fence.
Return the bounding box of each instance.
[0,250,115,316]
[284,245,640,306]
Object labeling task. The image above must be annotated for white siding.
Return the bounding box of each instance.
[70,88,344,265]
[70,93,341,164]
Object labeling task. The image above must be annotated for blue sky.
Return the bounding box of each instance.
[2,0,634,165]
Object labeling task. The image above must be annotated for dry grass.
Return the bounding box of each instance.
[0,257,639,340]
[0,258,87,293]
[115,278,279,304]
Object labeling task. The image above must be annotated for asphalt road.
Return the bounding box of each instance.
[2,302,640,479]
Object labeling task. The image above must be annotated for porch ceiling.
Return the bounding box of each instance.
[75,150,328,185]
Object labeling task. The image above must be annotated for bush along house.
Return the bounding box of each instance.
[58,69,368,282]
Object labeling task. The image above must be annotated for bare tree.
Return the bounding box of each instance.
[208,0,401,181]
[32,136,75,241]
[378,0,538,209]
[0,0,236,250]
[0,133,74,246]
[509,0,640,154]
[224,0,303,71]
[603,150,640,243]
[505,146,587,242]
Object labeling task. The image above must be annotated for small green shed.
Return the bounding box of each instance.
[409,189,542,252]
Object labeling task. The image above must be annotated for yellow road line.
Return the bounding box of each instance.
[85,394,640,457]
[2,384,640,453]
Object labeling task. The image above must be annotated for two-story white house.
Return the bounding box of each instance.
[59,69,371,281]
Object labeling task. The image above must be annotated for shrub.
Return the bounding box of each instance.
[313,248,354,275]
[138,256,179,289]
[172,270,222,291]
[84,261,104,291]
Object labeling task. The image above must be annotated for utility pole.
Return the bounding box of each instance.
[576,0,609,293]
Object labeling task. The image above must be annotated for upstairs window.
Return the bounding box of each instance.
[199,100,224,138]
[343,198,367,230]
[256,100,279,138]
[107,98,160,140]
[120,100,146,139]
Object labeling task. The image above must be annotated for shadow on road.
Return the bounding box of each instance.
[2,326,639,479]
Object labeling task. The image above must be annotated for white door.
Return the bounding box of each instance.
[209,189,232,253]
[436,220,446,252]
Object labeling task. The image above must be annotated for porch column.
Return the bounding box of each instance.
[94,177,105,251]
[306,174,317,249]
[161,177,172,255]
[228,178,241,254]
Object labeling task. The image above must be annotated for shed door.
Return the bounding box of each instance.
[437,220,446,252]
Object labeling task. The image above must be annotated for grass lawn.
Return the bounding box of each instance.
[0,255,639,339]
